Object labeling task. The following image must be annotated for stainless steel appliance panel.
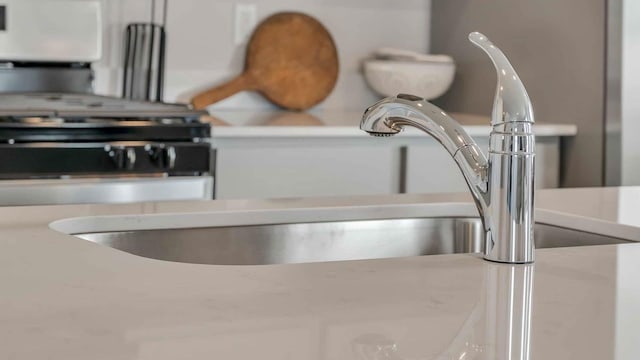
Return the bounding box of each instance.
[0,1,101,62]
[0,176,213,206]
[0,67,93,94]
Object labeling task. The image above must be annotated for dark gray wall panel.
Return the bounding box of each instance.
[431,0,606,187]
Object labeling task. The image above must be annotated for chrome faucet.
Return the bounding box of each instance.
[361,32,535,264]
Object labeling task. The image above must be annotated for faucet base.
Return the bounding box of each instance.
[483,153,535,264]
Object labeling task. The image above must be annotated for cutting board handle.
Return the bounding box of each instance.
[191,73,255,110]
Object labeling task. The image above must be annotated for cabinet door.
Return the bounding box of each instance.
[405,140,475,194]
[215,145,401,199]
[406,137,560,194]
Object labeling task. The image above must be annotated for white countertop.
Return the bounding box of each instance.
[205,110,578,138]
[2,187,640,359]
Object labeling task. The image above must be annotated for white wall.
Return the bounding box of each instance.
[94,0,431,110]
[622,0,640,185]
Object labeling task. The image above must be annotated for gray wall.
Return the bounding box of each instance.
[431,0,607,187]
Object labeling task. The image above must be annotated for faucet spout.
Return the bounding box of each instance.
[361,94,490,214]
[361,32,535,264]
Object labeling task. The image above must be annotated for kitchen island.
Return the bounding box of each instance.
[2,187,640,359]
[206,110,577,199]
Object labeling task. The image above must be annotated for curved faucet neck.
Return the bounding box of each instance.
[362,95,490,213]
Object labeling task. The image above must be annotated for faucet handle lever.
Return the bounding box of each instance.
[468,32,534,126]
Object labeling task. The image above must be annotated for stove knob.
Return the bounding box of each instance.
[146,144,177,170]
[105,146,137,170]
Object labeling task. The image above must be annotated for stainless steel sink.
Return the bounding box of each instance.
[75,217,632,265]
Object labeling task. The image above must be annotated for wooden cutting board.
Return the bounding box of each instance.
[191,12,339,111]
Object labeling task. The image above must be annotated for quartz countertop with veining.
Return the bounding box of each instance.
[2,187,640,359]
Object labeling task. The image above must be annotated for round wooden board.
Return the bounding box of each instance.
[191,12,339,111]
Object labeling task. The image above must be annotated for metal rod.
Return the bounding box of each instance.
[146,24,155,100]
[157,26,166,102]
[122,25,132,98]
[130,25,139,99]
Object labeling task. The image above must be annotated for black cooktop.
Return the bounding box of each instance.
[0,92,205,119]
[0,93,211,142]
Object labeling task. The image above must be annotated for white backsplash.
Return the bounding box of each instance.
[93,0,431,110]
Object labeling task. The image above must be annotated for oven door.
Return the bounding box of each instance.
[0,176,213,206]
[0,141,214,205]
[0,142,211,177]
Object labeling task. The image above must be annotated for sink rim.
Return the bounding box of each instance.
[73,216,634,266]
[49,202,640,245]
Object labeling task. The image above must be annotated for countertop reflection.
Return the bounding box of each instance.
[352,263,534,360]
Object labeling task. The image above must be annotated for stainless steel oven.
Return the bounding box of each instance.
[0,93,213,205]
[0,2,214,205]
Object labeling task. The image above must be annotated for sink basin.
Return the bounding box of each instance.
[75,217,631,265]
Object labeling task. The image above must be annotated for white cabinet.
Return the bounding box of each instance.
[405,137,560,193]
[214,138,402,199]
[212,136,563,200]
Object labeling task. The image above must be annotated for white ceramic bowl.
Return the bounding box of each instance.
[363,59,455,100]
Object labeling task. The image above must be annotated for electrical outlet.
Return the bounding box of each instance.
[234,4,257,45]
